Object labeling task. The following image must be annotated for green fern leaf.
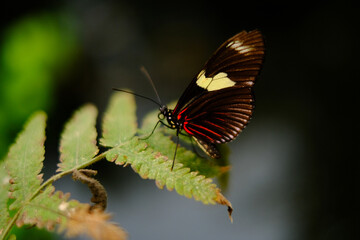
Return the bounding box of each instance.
[100,92,137,147]
[58,104,99,172]
[106,138,221,205]
[5,112,46,211]
[18,185,80,231]
[143,131,224,178]
[0,161,10,235]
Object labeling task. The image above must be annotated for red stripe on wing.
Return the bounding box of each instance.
[188,123,222,137]
[184,112,207,121]
[177,106,188,120]
[184,124,214,142]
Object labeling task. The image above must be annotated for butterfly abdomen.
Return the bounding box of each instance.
[193,137,221,159]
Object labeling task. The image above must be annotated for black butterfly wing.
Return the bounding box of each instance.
[180,86,254,145]
[203,30,264,87]
[172,30,264,116]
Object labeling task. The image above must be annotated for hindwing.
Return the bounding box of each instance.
[180,86,254,144]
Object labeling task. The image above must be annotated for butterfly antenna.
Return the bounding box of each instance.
[140,66,163,105]
[112,88,162,108]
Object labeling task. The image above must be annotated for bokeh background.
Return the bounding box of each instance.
[1,1,358,239]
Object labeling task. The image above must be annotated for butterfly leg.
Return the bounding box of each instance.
[139,119,162,140]
[171,129,180,171]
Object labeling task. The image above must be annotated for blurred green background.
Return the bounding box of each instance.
[1,1,357,240]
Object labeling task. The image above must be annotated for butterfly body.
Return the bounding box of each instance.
[159,30,264,160]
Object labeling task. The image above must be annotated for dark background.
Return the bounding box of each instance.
[1,1,358,239]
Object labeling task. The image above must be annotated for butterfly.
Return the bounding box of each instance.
[157,30,264,168]
[115,30,264,169]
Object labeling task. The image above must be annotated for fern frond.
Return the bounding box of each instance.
[57,104,99,172]
[100,92,137,147]
[17,185,79,231]
[64,205,127,240]
[17,185,127,239]
[0,161,10,235]
[106,138,224,205]
[143,131,226,178]
[5,112,46,211]
[102,92,233,219]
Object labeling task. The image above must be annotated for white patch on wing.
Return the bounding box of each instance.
[196,70,235,91]
[227,40,253,54]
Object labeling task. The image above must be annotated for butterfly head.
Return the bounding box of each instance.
[158,105,179,129]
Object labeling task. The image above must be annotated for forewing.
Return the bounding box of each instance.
[173,30,264,115]
[204,30,264,88]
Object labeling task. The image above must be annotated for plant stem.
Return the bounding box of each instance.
[31,150,108,201]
